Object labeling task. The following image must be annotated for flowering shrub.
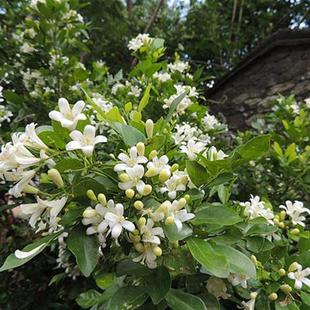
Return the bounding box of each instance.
[0,35,309,310]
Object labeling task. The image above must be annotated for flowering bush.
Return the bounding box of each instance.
[0,35,309,310]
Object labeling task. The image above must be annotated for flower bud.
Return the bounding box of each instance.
[152,246,162,256]
[126,189,135,199]
[171,163,179,172]
[290,228,300,235]
[149,150,158,160]
[250,292,258,299]
[165,216,174,225]
[23,184,39,194]
[131,234,141,242]
[119,173,130,182]
[138,217,146,228]
[83,208,97,218]
[134,242,144,253]
[279,210,286,221]
[134,200,144,210]
[184,194,190,202]
[136,142,145,156]
[142,185,152,196]
[280,284,292,294]
[145,119,154,139]
[278,222,285,229]
[86,189,97,201]
[273,218,280,226]
[48,168,64,188]
[145,167,157,178]
[177,198,187,209]
[268,293,278,301]
[278,268,286,276]
[250,255,257,266]
[288,262,300,272]
[159,170,170,182]
[98,193,107,206]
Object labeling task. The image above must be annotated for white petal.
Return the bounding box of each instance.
[82,145,94,157]
[114,163,128,172]
[72,100,85,116]
[294,279,303,289]
[49,111,64,122]
[15,243,46,259]
[58,98,71,114]
[70,130,84,142]
[115,204,124,216]
[66,141,82,151]
[84,125,96,140]
[94,135,107,144]
[122,220,135,232]
[111,224,123,239]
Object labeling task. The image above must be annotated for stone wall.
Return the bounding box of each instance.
[206,44,310,129]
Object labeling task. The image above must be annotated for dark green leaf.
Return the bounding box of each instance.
[67,226,99,277]
[116,259,152,277]
[165,289,207,310]
[0,232,61,272]
[111,123,146,146]
[109,286,148,310]
[187,238,229,278]
[147,266,171,305]
[186,161,209,187]
[164,223,193,242]
[76,290,102,309]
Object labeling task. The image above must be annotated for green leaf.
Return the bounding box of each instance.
[109,286,148,310]
[37,125,65,149]
[301,291,310,306]
[186,161,209,187]
[111,123,146,147]
[76,289,102,309]
[232,134,271,162]
[165,92,187,124]
[81,87,105,118]
[105,107,125,123]
[95,272,115,290]
[164,223,193,242]
[138,83,152,112]
[67,226,99,277]
[165,289,207,310]
[116,259,152,277]
[48,272,65,286]
[0,232,61,272]
[187,238,229,278]
[147,266,171,304]
[54,158,84,173]
[191,204,242,227]
[212,243,256,279]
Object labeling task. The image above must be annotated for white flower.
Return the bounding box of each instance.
[129,85,141,97]
[20,43,37,54]
[167,61,189,73]
[15,243,46,259]
[207,146,228,161]
[228,273,249,288]
[160,170,188,199]
[133,243,157,269]
[288,264,310,289]
[105,202,135,242]
[203,113,220,131]
[118,165,148,195]
[140,219,164,245]
[305,98,310,109]
[180,139,206,160]
[153,72,171,82]
[280,200,310,227]
[9,170,36,198]
[111,83,125,95]
[206,277,230,300]
[146,155,170,176]
[241,296,256,310]
[128,33,152,51]
[49,98,86,131]
[92,96,113,112]
[166,200,195,231]
[114,147,148,172]
[20,196,67,228]
[66,125,107,157]
[240,195,274,224]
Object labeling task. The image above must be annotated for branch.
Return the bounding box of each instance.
[144,0,165,33]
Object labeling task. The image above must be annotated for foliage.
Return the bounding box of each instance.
[0,34,309,310]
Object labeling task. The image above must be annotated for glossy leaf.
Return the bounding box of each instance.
[165,289,207,310]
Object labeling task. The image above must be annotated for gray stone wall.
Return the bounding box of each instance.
[206,45,310,129]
